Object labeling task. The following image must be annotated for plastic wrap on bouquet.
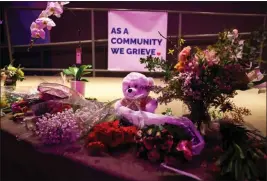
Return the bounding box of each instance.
[21,83,118,145]
[116,106,205,155]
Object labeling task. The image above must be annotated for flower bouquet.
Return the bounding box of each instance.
[135,124,193,163]
[1,64,25,87]
[140,28,267,129]
[86,120,138,156]
[8,82,117,146]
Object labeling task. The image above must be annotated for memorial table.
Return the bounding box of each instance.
[1,114,217,181]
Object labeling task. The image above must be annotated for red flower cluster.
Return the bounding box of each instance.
[46,102,72,114]
[86,120,138,155]
[135,128,193,163]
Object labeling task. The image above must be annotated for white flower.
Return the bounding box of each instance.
[30,22,46,39]
[38,10,49,18]
[35,17,56,30]
[59,1,69,6]
[236,40,244,59]
[46,2,63,18]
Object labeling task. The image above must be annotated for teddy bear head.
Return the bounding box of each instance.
[122,72,154,100]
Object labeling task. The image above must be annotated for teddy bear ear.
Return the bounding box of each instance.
[147,77,154,87]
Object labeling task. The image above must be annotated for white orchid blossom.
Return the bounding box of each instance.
[46,2,64,18]
[38,10,49,18]
[29,2,69,41]
[59,1,69,6]
[30,22,45,39]
[35,17,56,30]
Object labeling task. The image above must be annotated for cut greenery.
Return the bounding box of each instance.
[62,65,92,82]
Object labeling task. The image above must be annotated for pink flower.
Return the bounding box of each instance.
[35,17,56,30]
[45,2,64,18]
[38,10,49,18]
[232,29,238,38]
[204,49,219,66]
[176,140,193,161]
[30,22,45,39]
[178,46,191,62]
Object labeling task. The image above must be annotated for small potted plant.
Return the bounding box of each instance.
[1,64,25,88]
[62,65,91,96]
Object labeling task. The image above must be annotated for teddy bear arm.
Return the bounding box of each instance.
[114,99,123,112]
[145,99,158,113]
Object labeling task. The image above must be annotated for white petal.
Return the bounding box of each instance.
[39,29,46,39]
[54,13,61,18]
[47,26,52,30]
[47,19,56,27]
[39,10,49,18]
[60,2,69,6]
[30,22,37,30]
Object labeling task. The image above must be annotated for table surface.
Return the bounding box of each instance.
[0,114,217,181]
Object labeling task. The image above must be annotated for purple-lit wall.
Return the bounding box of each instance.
[3,1,267,76]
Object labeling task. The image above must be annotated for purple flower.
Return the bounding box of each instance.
[35,108,81,145]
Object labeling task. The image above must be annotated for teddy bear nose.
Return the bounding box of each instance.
[128,88,133,93]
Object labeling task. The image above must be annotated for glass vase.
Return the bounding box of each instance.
[4,77,17,90]
[184,100,211,131]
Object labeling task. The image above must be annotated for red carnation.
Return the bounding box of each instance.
[161,135,174,152]
[209,163,221,172]
[87,132,97,142]
[213,146,223,153]
[109,128,124,147]
[87,141,106,156]
[112,120,120,128]
[122,126,138,143]
[147,148,161,162]
[95,129,113,145]
[143,137,155,150]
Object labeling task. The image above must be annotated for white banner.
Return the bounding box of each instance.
[108,11,168,71]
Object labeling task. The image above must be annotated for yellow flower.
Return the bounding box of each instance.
[7,65,17,72]
[0,96,8,108]
[168,49,175,55]
[16,69,24,77]
[174,62,185,72]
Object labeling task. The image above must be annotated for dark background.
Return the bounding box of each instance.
[1,1,267,76]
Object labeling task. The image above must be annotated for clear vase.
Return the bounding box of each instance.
[184,101,211,131]
[4,77,17,90]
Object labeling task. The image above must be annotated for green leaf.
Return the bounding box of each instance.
[226,160,233,173]
[82,71,91,76]
[70,67,79,75]
[247,160,259,178]
[234,159,242,180]
[234,143,245,159]
[76,65,89,80]
[244,165,251,180]
[80,78,88,82]
[63,69,73,75]
[216,146,234,165]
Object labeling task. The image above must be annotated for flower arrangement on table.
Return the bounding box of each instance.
[140,28,267,130]
[1,64,25,87]
[139,28,267,181]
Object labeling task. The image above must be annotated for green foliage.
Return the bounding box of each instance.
[217,120,267,181]
[62,65,92,82]
[140,55,173,81]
